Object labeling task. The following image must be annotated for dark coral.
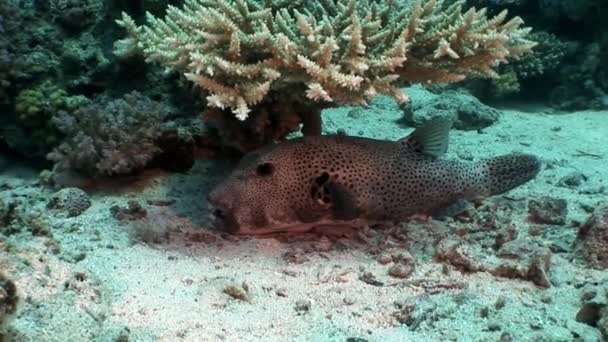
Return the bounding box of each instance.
[0,1,17,105]
[47,92,172,177]
[0,0,194,163]
[465,0,608,109]
[0,42,10,105]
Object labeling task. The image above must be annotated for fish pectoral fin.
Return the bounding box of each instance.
[430,198,471,220]
[325,182,359,220]
[311,172,359,220]
[399,116,452,158]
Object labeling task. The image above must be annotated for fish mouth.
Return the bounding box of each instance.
[207,203,240,234]
[207,206,371,235]
[207,203,313,235]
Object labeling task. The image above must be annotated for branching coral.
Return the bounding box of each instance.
[115,0,534,150]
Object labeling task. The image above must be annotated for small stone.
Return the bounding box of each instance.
[529,318,544,330]
[394,252,416,265]
[276,288,288,297]
[294,299,311,314]
[223,285,249,302]
[580,203,596,213]
[343,297,356,305]
[388,264,414,279]
[359,272,384,286]
[488,321,501,331]
[576,302,603,327]
[377,253,393,265]
[72,252,87,262]
[499,332,513,342]
[347,108,364,119]
[528,225,544,237]
[110,201,147,221]
[580,288,598,302]
[435,239,482,272]
[495,296,507,310]
[527,254,552,288]
[540,295,552,304]
[557,172,587,188]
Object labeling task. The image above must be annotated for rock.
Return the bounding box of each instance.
[402,86,500,130]
[526,254,552,288]
[573,203,608,269]
[388,264,414,279]
[294,299,311,314]
[557,172,587,188]
[437,237,553,287]
[223,284,249,302]
[359,271,384,287]
[528,197,568,225]
[377,253,393,265]
[576,302,603,326]
[110,201,147,222]
[0,197,15,227]
[47,187,91,217]
[493,241,553,288]
[434,238,484,272]
[575,286,608,339]
[0,272,18,332]
[499,332,513,342]
[275,288,288,297]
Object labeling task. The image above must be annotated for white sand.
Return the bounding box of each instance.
[1,98,608,341]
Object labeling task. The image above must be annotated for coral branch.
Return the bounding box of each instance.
[115,0,534,148]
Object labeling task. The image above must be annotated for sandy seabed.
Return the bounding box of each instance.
[1,97,607,342]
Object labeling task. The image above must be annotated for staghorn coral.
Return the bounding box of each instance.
[115,0,534,150]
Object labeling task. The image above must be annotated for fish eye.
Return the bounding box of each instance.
[256,162,274,176]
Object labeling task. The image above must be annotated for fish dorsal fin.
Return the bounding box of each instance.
[398,116,452,158]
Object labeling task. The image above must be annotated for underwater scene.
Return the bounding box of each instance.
[1,0,608,341]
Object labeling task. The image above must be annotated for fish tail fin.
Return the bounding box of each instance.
[478,153,541,196]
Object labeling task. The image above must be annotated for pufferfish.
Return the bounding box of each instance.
[208,117,541,234]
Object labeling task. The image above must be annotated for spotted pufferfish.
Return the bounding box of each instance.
[208,117,541,234]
